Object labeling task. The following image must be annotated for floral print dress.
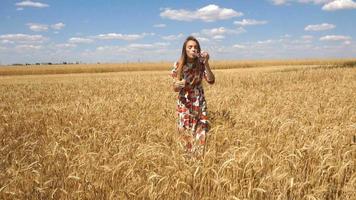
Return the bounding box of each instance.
[171,61,214,157]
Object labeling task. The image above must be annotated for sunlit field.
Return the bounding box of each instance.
[0,61,355,199]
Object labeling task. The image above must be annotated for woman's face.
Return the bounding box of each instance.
[185,40,199,60]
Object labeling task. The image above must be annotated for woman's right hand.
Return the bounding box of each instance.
[173,79,186,91]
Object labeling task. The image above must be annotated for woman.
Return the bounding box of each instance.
[171,36,215,158]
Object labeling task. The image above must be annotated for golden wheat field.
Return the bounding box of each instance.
[0,61,355,199]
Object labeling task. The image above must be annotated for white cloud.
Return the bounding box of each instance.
[298,0,333,4]
[190,33,210,42]
[304,23,335,31]
[281,34,292,38]
[258,40,274,44]
[94,33,146,41]
[69,37,93,44]
[153,24,166,28]
[322,0,356,10]
[233,44,246,49]
[161,33,184,41]
[234,19,268,26]
[213,35,225,40]
[226,37,327,59]
[301,35,314,40]
[26,22,65,32]
[51,22,65,30]
[96,42,170,54]
[56,43,77,48]
[270,0,289,5]
[289,39,313,44]
[15,44,42,50]
[196,37,209,42]
[84,42,177,63]
[128,42,169,49]
[154,42,170,46]
[270,0,356,11]
[160,4,243,22]
[96,46,128,53]
[15,1,49,8]
[128,44,154,49]
[26,23,48,32]
[201,27,246,37]
[319,35,351,41]
[193,27,245,41]
[0,34,47,43]
[270,0,333,5]
[1,40,15,44]
[277,35,313,45]
[16,7,24,11]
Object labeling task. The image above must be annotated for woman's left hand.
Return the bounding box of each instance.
[201,51,209,63]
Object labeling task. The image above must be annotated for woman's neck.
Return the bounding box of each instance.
[187,58,195,63]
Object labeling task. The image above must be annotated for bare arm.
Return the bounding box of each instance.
[201,52,215,84]
[171,62,186,92]
[204,61,215,84]
[173,79,186,92]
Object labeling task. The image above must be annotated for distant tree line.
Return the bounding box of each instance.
[11,61,82,66]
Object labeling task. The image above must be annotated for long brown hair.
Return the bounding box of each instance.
[176,36,202,81]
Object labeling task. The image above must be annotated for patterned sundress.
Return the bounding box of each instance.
[170,61,214,157]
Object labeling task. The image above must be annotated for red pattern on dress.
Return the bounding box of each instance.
[170,61,213,157]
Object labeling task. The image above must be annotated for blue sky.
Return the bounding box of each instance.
[0,0,355,64]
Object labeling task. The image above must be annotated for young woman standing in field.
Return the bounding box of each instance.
[171,36,215,158]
